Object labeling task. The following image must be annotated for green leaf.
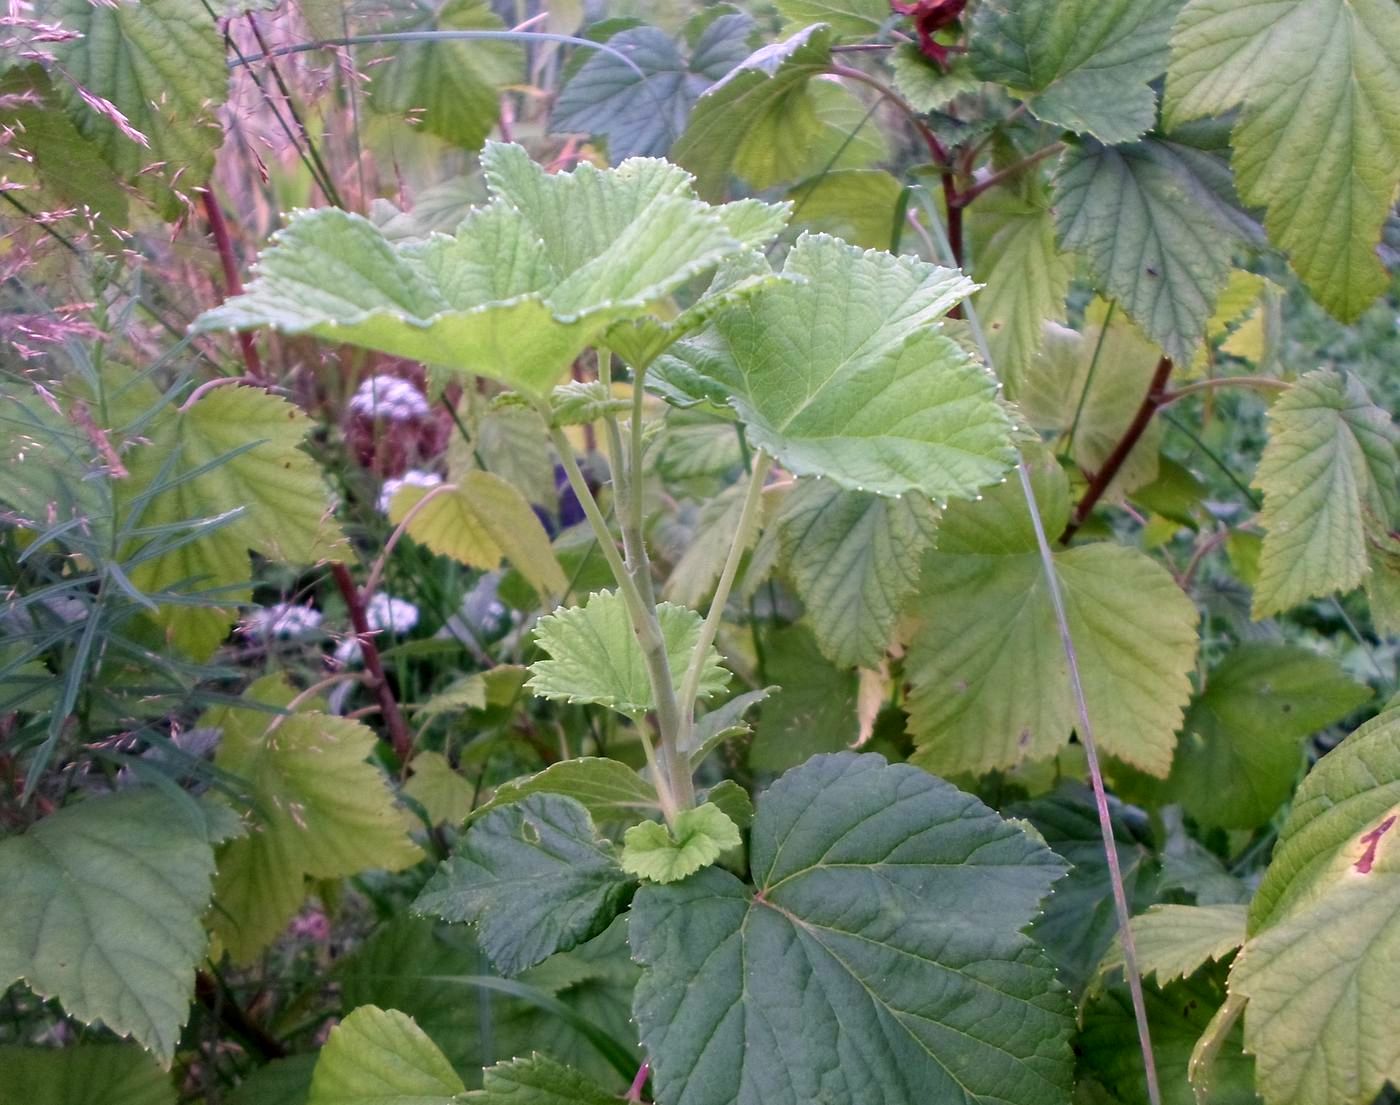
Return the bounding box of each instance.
[546,381,630,426]
[207,687,424,964]
[969,0,1180,142]
[1233,877,1399,1105]
[674,25,882,199]
[787,169,905,250]
[309,1006,466,1105]
[195,145,784,398]
[663,479,763,609]
[0,1045,176,1105]
[527,590,728,715]
[1099,903,1247,987]
[1251,369,1398,618]
[907,452,1198,776]
[0,67,129,233]
[1166,0,1400,319]
[891,46,983,113]
[44,0,226,215]
[620,802,741,883]
[1014,307,1166,499]
[775,0,889,36]
[466,1055,619,1105]
[1080,972,1259,1105]
[1052,136,1264,362]
[0,790,219,1063]
[1225,703,1400,1105]
[1168,645,1371,830]
[368,0,521,149]
[1011,785,1161,998]
[1249,702,1400,931]
[968,190,1072,385]
[685,685,777,761]
[629,752,1075,1105]
[552,12,754,161]
[471,757,660,824]
[776,478,939,668]
[391,471,566,598]
[403,751,477,827]
[414,795,635,976]
[226,1055,318,1105]
[749,624,858,772]
[660,233,1016,498]
[119,385,344,659]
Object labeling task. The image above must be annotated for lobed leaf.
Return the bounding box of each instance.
[414,795,635,976]
[630,752,1075,1105]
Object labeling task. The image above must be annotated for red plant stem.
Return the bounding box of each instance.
[953,142,1066,208]
[199,189,264,381]
[828,63,950,166]
[1060,356,1174,544]
[330,561,413,766]
[625,1061,650,1102]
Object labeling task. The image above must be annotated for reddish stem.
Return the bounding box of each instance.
[625,1061,650,1102]
[1060,356,1174,544]
[199,189,265,382]
[330,561,413,766]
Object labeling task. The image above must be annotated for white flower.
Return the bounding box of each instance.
[242,603,324,641]
[334,593,419,665]
[378,469,442,514]
[348,375,431,421]
[366,593,419,633]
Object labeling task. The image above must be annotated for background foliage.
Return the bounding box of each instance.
[2,1,1398,1104]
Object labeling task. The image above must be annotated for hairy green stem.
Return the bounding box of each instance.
[916,190,1163,1105]
[676,449,772,755]
[542,406,689,821]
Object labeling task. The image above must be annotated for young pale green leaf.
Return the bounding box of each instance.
[474,404,557,507]
[403,751,477,827]
[685,686,776,761]
[1053,136,1264,362]
[465,1054,620,1105]
[391,471,566,598]
[470,757,659,824]
[0,790,219,1063]
[1014,308,1165,499]
[907,454,1198,777]
[660,233,1016,498]
[968,190,1072,386]
[1168,645,1371,830]
[195,145,783,398]
[1098,904,1247,988]
[775,0,889,35]
[620,802,741,883]
[552,11,755,161]
[527,590,728,715]
[776,478,939,668]
[786,169,905,250]
[120,385,343,658]
[630,752,1074,1105]
[368,0,521,149]
[969,0,1180,142]
[414,795,635,976]
[1166,0,1400,320]
[46,0,226,216]
[1251,369,1398,619]
[890,47,983,113]
[206,687,424,964]
[673,24,879,199]
[546,380,630,426]
[309,1006,466,1105]
[1248,702,1400,932]
[749,624,859,772]
[0,1045,176,1105]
